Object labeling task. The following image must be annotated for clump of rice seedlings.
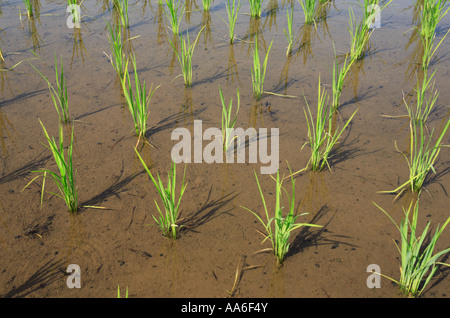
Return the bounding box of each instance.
[373,200,450,297]
[331,46,352,112]
[165,0,185,35]
[23,120,77,212]
[419,0,450,41]
[348,6,372,62]
[249,0,263,18]
[168,27,204,87]
[121,55,159,147]
[222,0,242,44]
[29,56,70,124]
[251,37,273,100]
[202,0,212,11]
[379,114,450,196]
[284,4,294,56]
[113,0,129,27]
[219,87,240,151]
[134,152,187,240]
[302,77,358,171]
[22,0,33,18]
[298,0,317,25]
[241,169,322,264]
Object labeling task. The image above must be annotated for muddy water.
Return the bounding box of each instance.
[0,0,449,298]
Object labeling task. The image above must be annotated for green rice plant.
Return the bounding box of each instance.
[248,0,263,18]
[105,20,126,79]
[251,37,273,100]
[373,200,450,297]
[297,0,317,25]
[134,152,187,240]
[120,55,159,147]
[348,6,372,62]
[419,0,450,41]
[165,0,185,35]
[113,0,129,27]
[420,28,450,70]
[241,169,322,264]
[22,0,33,18]
[331,46,352,112]
[29,56,70,124]
[379,114,450,196]
[0,45,3,62]
[202,0,212,11]
[66,0,81,26]
[23,120,77,212]
[284,4,294,56]
[302,77,358,171]
[221,0,242,44]
[405,69,439,125]
[117,285,129,298]
[168,27,204,87]
[219,87,240,151]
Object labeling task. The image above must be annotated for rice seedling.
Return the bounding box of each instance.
[420,28,450,70]
[219,87,240,151]
[0,45,3,62]
[241,168,322,264]
[117,285,129,298]
[29,56,70,124]
[373,200,450,297]
[113,0,129,27]
[221,0,242,44]
[283,4,294,56]
[379,114,450,196]
[120,55,159,147]
[331,46,352,112]
[22,0,33,18]
[348,6,373,62]
[168,27,205,87]
[165,0,185,35]
[134,151,187,240]
[66,0,81,27]
[405,69,439,125]
[251,37,273,100]
[302,77,358,172]
[419,0,450,41]
[248,0,263,18]
[23,120,77,212]
[202,0,212,11]
[298,0,317,25]
[105,20,126,79]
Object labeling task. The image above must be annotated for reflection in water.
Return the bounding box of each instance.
[0,60,14,95]
[268,262,285,297]
[21,16,42,53]
[316,1,332,41]
[249,99,265,128]
[295,24,318,65]
[347,57,366,103]
[226,44,240,86]
[201,11,214,49]
[178,87,194,126]
[167,33,179,75]
[185,0,199,25]
[243,17,266,56]
[69,28,87,68]
[154,2,167,45]
[403,28,425,85]
[263,0,279,32]
[298,171,328,219]
[279,53,293,95]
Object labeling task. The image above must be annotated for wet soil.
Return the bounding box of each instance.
[0,0,449,298]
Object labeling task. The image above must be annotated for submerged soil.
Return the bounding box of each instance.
[0,0,449,298]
